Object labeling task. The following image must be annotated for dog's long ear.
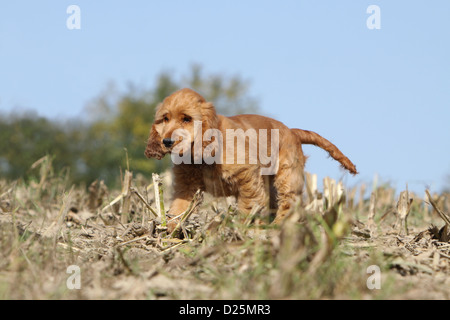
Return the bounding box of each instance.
[200,101,222,162]
[201,102,219,138]
[145,124,166,160]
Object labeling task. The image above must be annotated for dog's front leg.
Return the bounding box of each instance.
[167,164,205,233]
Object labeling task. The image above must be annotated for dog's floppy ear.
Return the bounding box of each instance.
[145,124,166,160]
[200,101,222,162]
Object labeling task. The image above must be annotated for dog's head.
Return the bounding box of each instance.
[145,88,219,161]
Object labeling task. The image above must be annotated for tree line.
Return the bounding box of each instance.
[0,65,259,187]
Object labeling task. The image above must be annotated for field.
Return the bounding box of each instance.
[0,156,449,300]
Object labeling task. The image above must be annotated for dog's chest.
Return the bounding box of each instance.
[201,166,234,197]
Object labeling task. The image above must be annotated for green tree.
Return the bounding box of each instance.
[184,64,259,115]
[0,112,74,180]
[0,65,259,186]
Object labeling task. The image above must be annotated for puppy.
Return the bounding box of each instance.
[145,88,357,229]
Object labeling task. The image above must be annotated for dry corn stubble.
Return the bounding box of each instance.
[0,159,449,299]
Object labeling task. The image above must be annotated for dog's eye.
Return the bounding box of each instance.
[182,116,192,123]
[163,116,169,122]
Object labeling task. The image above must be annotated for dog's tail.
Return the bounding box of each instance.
[292,128,358,175]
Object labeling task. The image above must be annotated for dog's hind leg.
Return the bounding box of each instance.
[272,153,305,224]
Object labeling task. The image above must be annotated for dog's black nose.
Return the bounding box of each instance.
[163,138,175,148]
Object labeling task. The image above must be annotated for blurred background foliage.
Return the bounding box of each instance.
[0,65,259,186]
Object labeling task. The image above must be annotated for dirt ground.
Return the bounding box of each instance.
[0,171,449,300]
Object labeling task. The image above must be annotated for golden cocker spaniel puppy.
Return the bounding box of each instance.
[145,88,357,229]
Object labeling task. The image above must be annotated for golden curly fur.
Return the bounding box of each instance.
[145,88,357,230]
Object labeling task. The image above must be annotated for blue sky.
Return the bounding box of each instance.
[0,1,449,194]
